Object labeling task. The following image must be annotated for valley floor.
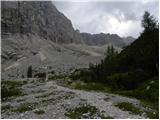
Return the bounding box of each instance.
[2,78,148,119]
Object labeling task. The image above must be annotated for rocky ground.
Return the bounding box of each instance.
[2,37,105,80]
[2,78,148,119]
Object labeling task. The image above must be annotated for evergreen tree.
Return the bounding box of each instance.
[27,65,32,78]
[105,45,117,61]
[141,11,158,31]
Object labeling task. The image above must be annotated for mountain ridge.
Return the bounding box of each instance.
[81,32,135,47]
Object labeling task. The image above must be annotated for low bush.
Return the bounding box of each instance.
[73,82,111,92]
[115,102,142,115]
[65,105,98,119]
[1,81,26,101]
[106,70,148,90]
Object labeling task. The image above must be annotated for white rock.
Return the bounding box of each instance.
[146,86,150,90]
[82,113,89,119]
[20,113,24,117]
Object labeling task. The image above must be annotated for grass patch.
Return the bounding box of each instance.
[2,80,27,87]
[115,77,159,103]
[64,91,75,99]
[16,98,25,102]
[73,82,111,92]
[104,97,110,102]
[65,104,111,119]
[145,111,159,119]
[1,80,27,101]
[35,92,57,98]
[101,116,114,119]
[80,99,87,102]
[114,77,159,118]
[48,74,68,81]
[72,77,158,118]
[39,91,74,104]
[48,74,73,87]
[115,102,142,115]
[1,104,12,113]
[41,98,57,104]
[2,86,22,101]
[34,109,45,114]
[12,102,37,113]
[141,101,159,119]
[65,104,98,119]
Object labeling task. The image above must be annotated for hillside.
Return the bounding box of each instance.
[68,27,159,118]
[75,28,159,92]
[1,1,104,80]
[1,1,83,44]
[81,33,135,47]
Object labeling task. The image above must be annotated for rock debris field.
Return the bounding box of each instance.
[2,78,148,119]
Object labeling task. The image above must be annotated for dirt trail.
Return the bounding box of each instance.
[2,79,147,119]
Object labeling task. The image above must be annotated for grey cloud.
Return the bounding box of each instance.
[53,1,159,38]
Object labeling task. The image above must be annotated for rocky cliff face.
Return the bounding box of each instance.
[81,33,135,47]
[1,1,82,44]
[1,1,103,80]
[1,1,83,79]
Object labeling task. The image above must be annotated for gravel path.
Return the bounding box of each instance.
[1,79,147,119]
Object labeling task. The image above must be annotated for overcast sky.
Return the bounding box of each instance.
[53,0,159,38]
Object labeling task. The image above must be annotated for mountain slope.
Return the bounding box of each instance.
[1,1,103,80]
[108,29,159,76]
[81,33,135,47]
[73,28,159,102]
[1,1,83,44]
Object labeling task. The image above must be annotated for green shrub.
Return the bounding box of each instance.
[115,102,142,115]
[106,70,148,90]
[69,68,92,82]
[49,74,68,80]
[116,77,159,103]
[73,82,111,92]
[65,105,98,119]
[34,109,45,114]
[1,81,25,100]
[27,66,33,78]
[1,104,12,113]
[12,102,37,113]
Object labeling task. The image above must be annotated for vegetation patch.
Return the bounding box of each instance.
[35,91,57,98]
[16,98,26,102]
[80,98,87,102]
[73,82,111,92]
[2,80,27,87]
[34,109,45,114]
[65,104,111,119]
[65,104,98,119]
[1,104,12,113]
[1,80,27,101]
[114,77,159,119]
[12,102,38,113]
[64,92,75,99]
[141,101,159,119]
[115,77,158,103]
[104,97,110,102]
[145,111,159,119]
[113,98,158,118]
[48,74,68,81]
[115,102,142,115]
[41,97,57,104]
[31,89,46,94]
[100,115,113,119]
